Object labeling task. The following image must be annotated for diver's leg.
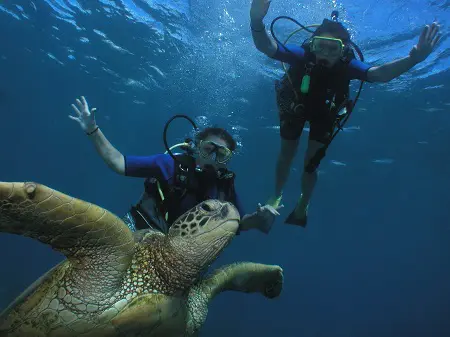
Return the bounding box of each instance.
[275,138,299,197]
[298,139,326,210]
[269,117,304,207]
[285,118,330,226]
[269,81,305,206]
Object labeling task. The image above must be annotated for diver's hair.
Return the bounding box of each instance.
[313,19,350,43]
[195,126,237,151]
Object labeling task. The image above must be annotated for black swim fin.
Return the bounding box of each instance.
[284,209,308,227]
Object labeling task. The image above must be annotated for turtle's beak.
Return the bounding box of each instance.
[218,218,240,235]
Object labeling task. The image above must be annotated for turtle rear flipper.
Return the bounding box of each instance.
[186,262,284,335]
[0,182,135,295]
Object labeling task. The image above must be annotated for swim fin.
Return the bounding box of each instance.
[284,201,308,227]
[267,194,283,208]
[284,209,307,227]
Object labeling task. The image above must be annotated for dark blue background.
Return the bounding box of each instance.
[1,1,449,336]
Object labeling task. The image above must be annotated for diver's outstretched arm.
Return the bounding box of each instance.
[250,0,278,57]
[367,22,441,83]
[69,96,126,175]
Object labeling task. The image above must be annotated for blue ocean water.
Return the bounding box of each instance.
[0,0,449,336]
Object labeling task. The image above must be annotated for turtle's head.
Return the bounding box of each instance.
[168,200,240,269]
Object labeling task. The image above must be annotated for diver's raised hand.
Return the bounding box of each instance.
[250,0,271,23]
[410,21,441,63]
[69,96,98,134]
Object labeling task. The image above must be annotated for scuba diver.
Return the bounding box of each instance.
[250,0,441,227]
[69,96,282,234]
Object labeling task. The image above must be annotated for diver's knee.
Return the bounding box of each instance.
[304,152,323,173]
[303,140,326,173]
[303,163,318,174]
[303,154,323,174]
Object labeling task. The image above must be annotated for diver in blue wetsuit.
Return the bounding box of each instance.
[250,0,441,227]
[69,96,282,234]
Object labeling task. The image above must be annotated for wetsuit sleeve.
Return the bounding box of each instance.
[348,59,373,81]
[233,191,246,236]
[233,192,246,217]
[124,154,174,180]
[270,43,305,65]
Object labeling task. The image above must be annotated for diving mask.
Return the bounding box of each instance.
[198,140,233,164]
[311,36,344,58]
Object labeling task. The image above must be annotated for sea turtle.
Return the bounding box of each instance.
[0,181,283,337]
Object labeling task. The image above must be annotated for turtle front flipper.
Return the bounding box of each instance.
[186,262,283,335]
[0,181,135,295]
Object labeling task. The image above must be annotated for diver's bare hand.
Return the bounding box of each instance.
[410,21,441,63]
[69,96,98,134]
[250,0,271,23]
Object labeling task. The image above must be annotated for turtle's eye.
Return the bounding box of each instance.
[200,203,213,212]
